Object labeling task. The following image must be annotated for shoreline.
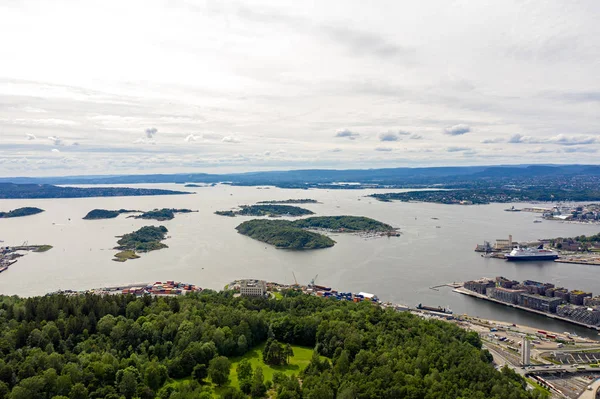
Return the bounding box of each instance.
[454,286,600,332]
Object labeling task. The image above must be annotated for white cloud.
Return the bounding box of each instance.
[409,133,423,140]
[145,127,158,138]
[444,124,471,136]
[481,137,504,144]
[374,147,392,152]
[51,148,60,153]
[222,136,240,143]
[48,136,62,146]
[25,133,36,140]
[335,129,359,140]
[446,146,471,152]
[184,134,200,142]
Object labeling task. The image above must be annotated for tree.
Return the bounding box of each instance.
[69,383,88,399]
[208,356,230,386]
[285,343,294,364]
[145,362,168,391]
[237,335,248,355]
[192,364,207,384]
[116,367,140,399]
[250,367,266,398]
[236,359,253,381]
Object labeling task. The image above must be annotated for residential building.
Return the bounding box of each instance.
[523,280,554,296]
[569,290,592,306]
[464,278,495,295]
[518,294,562,313]
[488,287,527,305]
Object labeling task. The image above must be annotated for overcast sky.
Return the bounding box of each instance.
[1,0,599,176]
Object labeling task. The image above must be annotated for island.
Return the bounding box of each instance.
[257,199,319,204]
[236,216,398,249]
[0,207,44,218]
[235,219,335,249]
[83,209,140,220]
[215,204,314,217]
[0,183,191,199]
[132,208,195,221]
[113,225,168,262]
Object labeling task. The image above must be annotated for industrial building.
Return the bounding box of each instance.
[518,293,562,313]
[239,279,267,297]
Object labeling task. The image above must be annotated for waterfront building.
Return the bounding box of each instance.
[584,297,600,307]
[496,276,519,289]
[239,279,267,297]
[494,235,513,251]
[569,290,592,306]
[464,278,495,295]
[557,304,600,327]
[553,289,570,301]
[487,287,527,305]
[521,339,530,366]
[523,280,554,296]
[518,294,562,313]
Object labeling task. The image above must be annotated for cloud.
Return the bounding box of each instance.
[71,142,80,146]
[184,134,200,142]
[409,133,423,140]
[323,26,414,61]
[481,137,504,144]
[203,133,224,140]
[561,146,597,153]
[444,124,471,136]
[145,127,158,138]
[264,151,271,156]
[335,129,359,140]
[509,133,597,146]
[374,147,392,152]
[25,133,36,140]
[133,138,156,145]
[51,148,60,153]
[222,136,240,143]
[446,146,471,152]
[379,132,399,142]
[48,136,62,145]
[330,148,342,153]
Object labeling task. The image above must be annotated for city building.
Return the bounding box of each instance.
[487,287,527,305]
[553,289,570,301]
[494,235,513,251]
[496,276,519,289]
[521,339,531,365]
[569,290,592,306]
[584,297,600,307]
[557,305,600,327]
[519,294,562,313]
[523,280,554,296]
[464,278,495,295]
[239,279,267,297]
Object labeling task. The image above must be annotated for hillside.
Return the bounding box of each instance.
[0,183,190,199]
[0,207,44,218]
[0,292,539,398]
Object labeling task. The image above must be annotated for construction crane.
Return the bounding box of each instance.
[309,274,318,287]
[292,272,299,288]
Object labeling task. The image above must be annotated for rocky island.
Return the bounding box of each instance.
[113,225,169,262]
[83,209,140,220]
[0,207,44,218]
[132,208,195,221]
[215,204,314,217]
[236,216,397,249]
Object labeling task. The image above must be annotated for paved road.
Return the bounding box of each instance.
[578,378,600,399]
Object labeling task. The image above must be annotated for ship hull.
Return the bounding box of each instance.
[505,255,558,261]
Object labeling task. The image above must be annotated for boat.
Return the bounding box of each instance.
[505,244,559,261]
[504,206,522,212]
[533,220,542,223]
[0,266,8,273]
[417,304,453,314]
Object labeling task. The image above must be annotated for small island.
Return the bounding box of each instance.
[113,225,169,262]
[132,208,195,221]
[0,207,44,218]
[257,199,319,204]
[236,216,398,249]
[215,204,314,217]
[83,209,140,220]
[235,220,335,249]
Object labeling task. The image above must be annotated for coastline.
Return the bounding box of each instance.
[454,286,600,331]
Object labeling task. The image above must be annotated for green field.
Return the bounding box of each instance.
[228,343,315,388]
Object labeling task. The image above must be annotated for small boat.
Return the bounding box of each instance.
[417,304,453,315]
[533,220,542,223]
[0,266,8,273]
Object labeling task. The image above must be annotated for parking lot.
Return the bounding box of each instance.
[550,352,600,365]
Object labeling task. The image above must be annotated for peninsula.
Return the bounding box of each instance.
[0,183,191,199]
[215,204,314,217]
[0,207,44,218]
[83,209,140,220]
[113,225,169,262]
[236,216,397,249]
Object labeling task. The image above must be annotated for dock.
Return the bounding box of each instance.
[555,257,600,266]
[454,285,600,331]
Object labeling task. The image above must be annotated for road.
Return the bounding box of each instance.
[577,378,600,399]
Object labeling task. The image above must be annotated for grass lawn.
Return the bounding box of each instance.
[273,291,283,300]
[228,343,315,388]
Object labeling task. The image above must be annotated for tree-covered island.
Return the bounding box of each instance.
[83,209,140,220]
[113,225,169,262]
[0,183,191,199]
[0,207,44,218]
[132,208,195,221]
[257,199,318,204]
[216,204,314,217]
[236,216,398,249]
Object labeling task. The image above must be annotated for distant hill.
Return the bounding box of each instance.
[0,183,191,199]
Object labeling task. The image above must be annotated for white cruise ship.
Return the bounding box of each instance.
[505,244,559,261]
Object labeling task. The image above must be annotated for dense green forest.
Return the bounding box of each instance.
[235,220,335,249]
[0,207,44,218]
[115,226,169,253]
[134,209,194,221]
[83,210,139,220]
[292,216,394,232]
[0,292,542,399]
[215,205,313,218]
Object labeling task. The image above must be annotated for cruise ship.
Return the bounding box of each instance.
[505,244,559,261]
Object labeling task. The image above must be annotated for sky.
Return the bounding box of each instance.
[0,0,599,176]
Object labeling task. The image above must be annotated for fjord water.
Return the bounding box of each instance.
[1,184,599,337]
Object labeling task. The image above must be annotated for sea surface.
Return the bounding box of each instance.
[1,184,599,337]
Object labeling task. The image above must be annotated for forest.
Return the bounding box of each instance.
[83,210,139,220]
[133,209,194,221]
[115,226,169,253]
[235,220,335,249]
[0,291,544,399]
[215,205,313,218]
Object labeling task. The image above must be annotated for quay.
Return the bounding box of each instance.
[454,285,600,332]
[555,257,600,266]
